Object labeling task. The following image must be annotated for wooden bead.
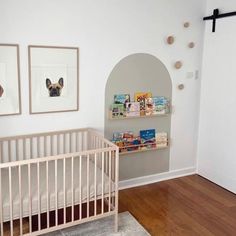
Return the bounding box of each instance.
[167,36,175,45]
[174,61,183,69]
[184,22,190,28]
[178,84,185,90]
[188,42,195,48]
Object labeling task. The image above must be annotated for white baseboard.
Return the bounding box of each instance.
[119,167,196,190]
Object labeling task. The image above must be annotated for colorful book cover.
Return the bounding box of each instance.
[111,104,124,118]
[113,132,124,141]
[114,94,130,105]
[140,129,156,144]
[126,102,140,117]
[145,98,154,116]
[134,92,152,116]
[153,96,168,114]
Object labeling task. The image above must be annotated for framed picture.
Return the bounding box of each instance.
[0,44,21,116]
[28,45,79,114]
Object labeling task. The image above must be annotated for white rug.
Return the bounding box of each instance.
[45,212,150,236]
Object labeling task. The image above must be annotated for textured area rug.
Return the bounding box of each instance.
[46,212,150,236]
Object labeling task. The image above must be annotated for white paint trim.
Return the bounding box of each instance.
[119,167,196,190]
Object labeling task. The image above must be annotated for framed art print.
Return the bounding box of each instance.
[0,44,21,116]
[28,45,79,114]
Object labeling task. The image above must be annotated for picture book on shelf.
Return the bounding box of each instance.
[156,132,168,147]
[114,94,130,105]
[145,97,154,116]
[140,129,156,144]
[126,102,140,117]
[153,96,169,114]
[134,92,152,116]
[111,104,124,118]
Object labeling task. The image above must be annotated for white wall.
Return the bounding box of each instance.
[197,0,236,193]
[0,0,205,172]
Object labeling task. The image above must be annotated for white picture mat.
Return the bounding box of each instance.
[0,45,20,115]
[30,47,78,113]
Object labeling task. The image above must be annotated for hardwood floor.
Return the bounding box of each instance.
[119,174,236,236]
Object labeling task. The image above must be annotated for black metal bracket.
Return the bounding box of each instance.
[203,8,236,32]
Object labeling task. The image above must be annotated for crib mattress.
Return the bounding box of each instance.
[1,158,115,222]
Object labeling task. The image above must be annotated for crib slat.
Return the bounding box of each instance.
[108,151,111,212]
[37,162,41,231]
[87,155,89,217]
[79,155,82,220]
[63,158,66,224]
[28,163,32,233]
[46,161,49,228]
[16,139,19,161]
[55,159,58,226]
[44,136,47,156]
[94,153,97,216]
[19,165,23,235]
[101,151,104,214]
[9,167,13,236]
[71,156,74,222]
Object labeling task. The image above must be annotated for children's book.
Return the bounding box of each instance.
[111,104,124,118]
[113,132,124,141]
[126,102,140,117]
[134,92,152,116]
[145,98,154,116]
[114,94,130,105]
[153,96,168,114]
[140,129,156,144]
[156,132,168,147]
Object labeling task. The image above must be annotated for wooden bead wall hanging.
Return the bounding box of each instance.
[178,84,185,90]
[184,22,190,28]
[174,61,183,69]
[167,36,175,45]
[188,42,195,48]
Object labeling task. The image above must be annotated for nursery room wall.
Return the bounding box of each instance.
[0,0,205,182]
[197,0,236,193]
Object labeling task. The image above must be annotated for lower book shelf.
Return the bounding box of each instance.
[119,146,169,156]
[118,143,168,156]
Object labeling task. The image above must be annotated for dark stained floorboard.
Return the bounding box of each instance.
[119,174,236,236]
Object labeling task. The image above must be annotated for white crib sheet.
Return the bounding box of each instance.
[1,158,115,222]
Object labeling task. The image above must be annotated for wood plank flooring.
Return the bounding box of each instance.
[119,174,236,236]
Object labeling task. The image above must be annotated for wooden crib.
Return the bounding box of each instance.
[0,128,119,236]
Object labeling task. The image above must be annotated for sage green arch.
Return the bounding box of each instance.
[105,53,172,181]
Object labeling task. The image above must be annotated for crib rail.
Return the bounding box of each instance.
[0,128,119,236]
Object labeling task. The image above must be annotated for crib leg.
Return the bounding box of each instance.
[114,212,118,233]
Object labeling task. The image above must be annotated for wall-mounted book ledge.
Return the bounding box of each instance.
[109,110,169,120]
[119,143,168,156]
[112,130,168,156]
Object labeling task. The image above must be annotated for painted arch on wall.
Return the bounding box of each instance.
[105,53,172,181]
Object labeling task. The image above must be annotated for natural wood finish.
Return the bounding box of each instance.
[119,145,168,156]
[119,175,236,236]
[0,44,21,116]
[28,45,79,114]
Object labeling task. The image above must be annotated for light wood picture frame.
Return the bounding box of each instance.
[0,44,21,116]
[28,45,79,114]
